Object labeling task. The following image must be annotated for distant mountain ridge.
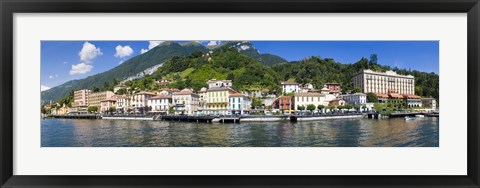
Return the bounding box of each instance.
[41,41,288,103]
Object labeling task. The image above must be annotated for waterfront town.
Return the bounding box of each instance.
[42,69,438,119]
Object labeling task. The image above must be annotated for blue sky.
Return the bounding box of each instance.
[41,41,439,91]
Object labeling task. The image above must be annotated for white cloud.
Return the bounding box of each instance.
[41,85,50,91]
[148,41,164,50]
[63,61,68,65]
[78,42,102,63]
[140,41,164,54]
[207,41,221,46]
[70,63,93,75]
[48,74,59,79]
[114,45,134,58]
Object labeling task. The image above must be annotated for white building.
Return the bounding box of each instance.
[341,93,367,105]
[148,95,172,113]
[207,79,232,89]
[100,98,117,113]
[133,91,156,111]
[172,90,200,115]
[292,92,327,111]
[229,93,251,115]
[353,69,415,95]
[281,81,300,94]
[115,95,132,112]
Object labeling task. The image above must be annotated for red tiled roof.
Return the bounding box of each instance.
[136,91,156,96]
[403,94,421,99]
[150,95,172,99]
[229,92,244,97]
[375,93,389,98]
[100,98,117,102]
[389,93,403,99]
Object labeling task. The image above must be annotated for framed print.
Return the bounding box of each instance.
[1,0,479,187]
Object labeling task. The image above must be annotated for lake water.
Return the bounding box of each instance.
[41,117,439,147]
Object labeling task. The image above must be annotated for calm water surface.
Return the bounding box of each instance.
[41,117,439,147]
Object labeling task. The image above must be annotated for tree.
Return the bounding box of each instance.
[374,103,387,112]
[362,105,367,112]
[87,106,98,113]
[327,104,336,113]
[317,105,325,114]
[344,104,353,112]
[103,81,111,91]
[169,106,175,114]
[251,97,263,110]
[354,105,361,112]
[353,87,362,93]
[92,86,100,92]
[366,92,378,103]
[306,104,316,113]
[109,107,116,114]
[113,78,120,86]
[297,105,306,111]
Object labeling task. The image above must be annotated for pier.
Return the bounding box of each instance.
[291,114,363,122]
[50,115,100,119]
[160,115,215,123]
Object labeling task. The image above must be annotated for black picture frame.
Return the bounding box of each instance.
[1,0,479,187]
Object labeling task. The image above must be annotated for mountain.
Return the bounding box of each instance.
[41,42,209,103]
[210,41,287,66]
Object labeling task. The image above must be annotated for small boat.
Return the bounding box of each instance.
[405,116,415,121]
[415,114,425,118]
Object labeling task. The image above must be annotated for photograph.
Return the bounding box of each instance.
[40,40,440,147]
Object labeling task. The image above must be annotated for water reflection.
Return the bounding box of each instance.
[41,117,439,147]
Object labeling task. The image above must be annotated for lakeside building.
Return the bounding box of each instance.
[281,81,300,94]
[292,92,327,111]
[353,69,415,95]
[89,91,115,109]
[197,87,208,112]
[172,90,200,115]
[73,89,91,108]
[100,98,117,113]
[205,87,236,115]
[272,96,293,113]
[229,92,251,115]
[207,79,232,89]
[403,94,422,108]
[299,83,314,93]
[157,88,180,96]
[325,83,341,94]
[341,93,367,105]
[421,98,437,111]
[115,95,132,113]
[329,98,346,106]
[148,95,172,114]
[133,91,156,111]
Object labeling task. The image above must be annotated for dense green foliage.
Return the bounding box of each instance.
[271,55,439,100]
[152,47,282,92]
[366,93,379,103]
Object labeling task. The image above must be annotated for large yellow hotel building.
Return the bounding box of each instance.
[353,69,415,95]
